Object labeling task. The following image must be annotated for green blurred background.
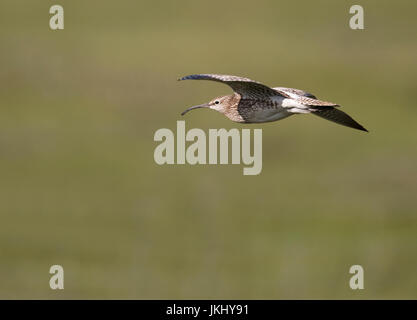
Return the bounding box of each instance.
[0,0,416,299]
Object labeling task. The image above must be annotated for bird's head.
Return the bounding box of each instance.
[181,95,233,116]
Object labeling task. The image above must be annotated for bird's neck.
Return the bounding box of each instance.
[224,94,240,112]
[223,94,245,122]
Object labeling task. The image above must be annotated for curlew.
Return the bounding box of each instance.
[179,74,368,132]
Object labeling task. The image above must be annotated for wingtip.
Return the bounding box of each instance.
[177,75,192,81]
[350,123,368,132]
[178,74,207,82]
[357,124,369,132]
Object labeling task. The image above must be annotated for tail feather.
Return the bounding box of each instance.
[312,107,368,132]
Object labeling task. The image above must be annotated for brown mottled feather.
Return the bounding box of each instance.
[273,87,317,99]
[179,74,289,99]
[296,96,339,107]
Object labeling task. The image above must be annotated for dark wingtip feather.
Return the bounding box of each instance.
[178,75,199,81]
[359,125,369,133]
[312,108,369,133]
[177,75,189,81]
[351,120,368,132]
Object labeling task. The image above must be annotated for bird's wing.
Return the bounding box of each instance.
[296,96,339,107]
[179,74,289,99]
[272,87,317,99]
[313,107,368,132]
[296,96,340,108]
[273,86,338,108]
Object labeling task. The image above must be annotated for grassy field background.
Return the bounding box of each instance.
[0,0,416,299]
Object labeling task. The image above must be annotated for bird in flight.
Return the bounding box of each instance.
[179,74,368,132]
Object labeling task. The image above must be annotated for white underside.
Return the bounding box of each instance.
[280,97,312,113]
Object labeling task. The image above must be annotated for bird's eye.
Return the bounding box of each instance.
[215,100,220,104]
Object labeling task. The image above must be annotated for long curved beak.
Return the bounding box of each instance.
[181,103,210,116]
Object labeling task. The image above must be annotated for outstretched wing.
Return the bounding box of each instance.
[296,96,339,107]
[273,87,317,99]
[313,107,368,132]
[179,74,289,99]
[274,86,339,108]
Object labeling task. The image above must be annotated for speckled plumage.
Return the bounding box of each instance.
[179,74,368,132]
